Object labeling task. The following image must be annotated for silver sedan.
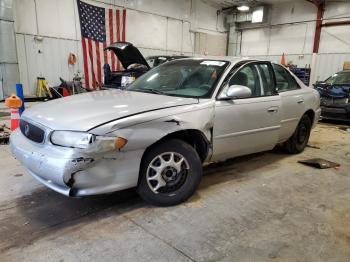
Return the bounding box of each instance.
[10,57,321,206]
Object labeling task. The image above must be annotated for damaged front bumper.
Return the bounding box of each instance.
[320,103,350,121]
[10,129,142,196]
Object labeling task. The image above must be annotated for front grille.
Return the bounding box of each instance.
[20,120,45,143]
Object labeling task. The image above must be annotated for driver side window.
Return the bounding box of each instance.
[229,64,262,97]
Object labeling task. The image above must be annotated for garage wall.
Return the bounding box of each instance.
[12,0,227,96]
[233,0,350,82]
[0,0,19,99]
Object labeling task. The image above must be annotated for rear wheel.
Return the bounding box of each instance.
[137,139,202,206]
[284,114,312,154]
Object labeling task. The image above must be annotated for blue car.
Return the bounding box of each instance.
[314,70,350,121]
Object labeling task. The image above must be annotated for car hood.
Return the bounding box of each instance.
[315,83,350,98]
[22,90,198,131]
[106,42,150,69]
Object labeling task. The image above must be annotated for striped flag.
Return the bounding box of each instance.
[77,0,126,89]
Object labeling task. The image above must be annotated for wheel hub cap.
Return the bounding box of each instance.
[162,167,177,181]
[146,152,189,194]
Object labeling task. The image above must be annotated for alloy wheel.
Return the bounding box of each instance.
[146,152,189,194]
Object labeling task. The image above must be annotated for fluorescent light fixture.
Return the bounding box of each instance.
[237,5,250,12]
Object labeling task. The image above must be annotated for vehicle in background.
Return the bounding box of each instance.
[104,42,188,89]
[104,42,150,89]
[11,58,321,206]
[146,55,189,68]
[314,70,350,121]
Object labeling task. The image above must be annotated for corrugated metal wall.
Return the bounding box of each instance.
[0,0,19,99]
[12,0,227,97]
[232,1,350,82]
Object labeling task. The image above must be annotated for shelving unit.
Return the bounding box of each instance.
[289,67,311,86]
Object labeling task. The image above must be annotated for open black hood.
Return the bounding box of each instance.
[106,42,150,70]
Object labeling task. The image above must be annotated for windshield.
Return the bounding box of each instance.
[127,59,229,98]
[325,71,350,85]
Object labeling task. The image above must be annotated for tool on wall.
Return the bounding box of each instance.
[68,53,77,65]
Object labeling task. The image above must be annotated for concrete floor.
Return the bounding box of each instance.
[0,122,349,262]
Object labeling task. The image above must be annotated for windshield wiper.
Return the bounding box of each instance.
[129,88,168,95]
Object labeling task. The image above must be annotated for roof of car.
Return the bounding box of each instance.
[146,55,189,59]
[172,56,262,64]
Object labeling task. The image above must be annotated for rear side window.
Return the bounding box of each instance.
[272,64,300,92]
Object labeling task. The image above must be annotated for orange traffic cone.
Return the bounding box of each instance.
[5,94,23,131]
[281,53,286,66]
[10,108,20,131]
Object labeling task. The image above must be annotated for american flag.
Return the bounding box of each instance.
[77,0,126,89]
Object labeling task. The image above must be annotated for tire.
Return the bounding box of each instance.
[137,139,203,206]
[284,114,312,154]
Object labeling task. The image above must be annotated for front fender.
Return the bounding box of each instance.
[92,100,215,152]
[114,107,214,152]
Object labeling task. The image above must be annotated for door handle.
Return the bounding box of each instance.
[297,99,304,104]
[267,107,278,113]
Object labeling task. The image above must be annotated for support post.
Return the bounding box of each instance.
[309,53,318,87]
[309,0,324,86]
[312,2,325,53]
[15,83,25,116]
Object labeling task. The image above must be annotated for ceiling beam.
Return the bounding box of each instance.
[306,0,325,7]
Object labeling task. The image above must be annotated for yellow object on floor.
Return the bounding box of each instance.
[36,77,52,98]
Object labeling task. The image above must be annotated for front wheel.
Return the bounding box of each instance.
[137,139,202,206]
[283,114,312,154]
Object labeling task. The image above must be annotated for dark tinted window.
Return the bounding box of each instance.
[272,64,300,92]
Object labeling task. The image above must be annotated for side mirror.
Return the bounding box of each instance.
[225,85,252,99]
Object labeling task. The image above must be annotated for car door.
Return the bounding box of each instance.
[212,62,282,161]
[272,64,306,143]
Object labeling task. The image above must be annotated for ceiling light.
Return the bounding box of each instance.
[237,5,250,12]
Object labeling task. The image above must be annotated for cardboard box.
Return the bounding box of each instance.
[343,62,350,70]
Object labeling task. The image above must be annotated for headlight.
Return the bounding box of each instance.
[51,131,95,149]
[50,131,128,151]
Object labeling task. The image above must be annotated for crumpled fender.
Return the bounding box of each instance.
[90,100,215,152]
